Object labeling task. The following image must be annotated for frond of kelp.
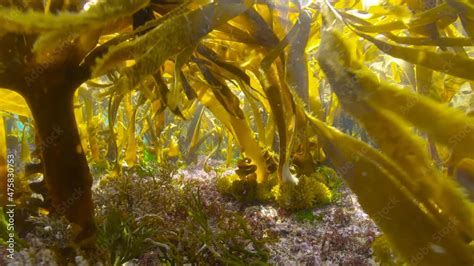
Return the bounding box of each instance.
[258,63,298,184]
[314,16,474,263]
[307,114,473,265]
[0,0,149,56]
[355,33,474,81]
[186,71,268,183]
[0,89,32,118]
[0,0,148,33]
[92,1,254,79]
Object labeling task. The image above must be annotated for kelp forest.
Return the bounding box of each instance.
[0,0,473,264]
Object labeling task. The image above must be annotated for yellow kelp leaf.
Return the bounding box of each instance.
[387,61,401,83]
[308,61,324,118]
[168,136,180,158]
[459,14,474,38]
[168,47,195,114]
[211,22,259,44]
[442,75,466,103]
[325,93,339,126]
[307,115,473,265]
[446,0,474,20]
[342,3,457,33]
[286,10,311,103]
[203,39,265,72]
[194,58,244,119]
[340,11,471,47]
[140,117,149,139]
[0,89,31,118]
[186,105,204,155]
[174,89,199,121]
[236,8,279,47]
[318,28,474,239]
[196,44,252,87]
[421,67,460,104]
[190,76,268,183]
[253,3,273,28]
[115,118,126,159]
[357,33,474,80]
[152,110,165,164]
[203,126,223,169]
[0,0,148,33]
[359,100,472,239]
[124,123,136,167]
[350,20,406,33]
[93,1,254,80]
[233,80,266,146]
[409,3,458,29]
[244,70,271,112]
[356,68,474,161]
[260,18,297,70]
[415,65,438,99]
[384,34,473,47]
[306,13,321,52]
[195,46,266,130]
[34,28,102,62]
[259,63,298,184]
[124,93,136,167]
[226,131,234,166]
